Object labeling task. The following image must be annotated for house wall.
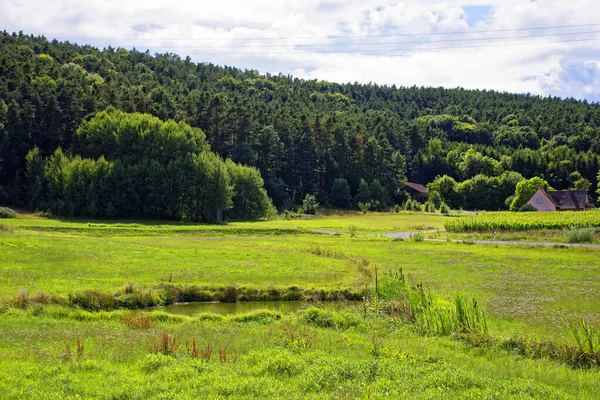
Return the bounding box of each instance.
[527,189,556,212]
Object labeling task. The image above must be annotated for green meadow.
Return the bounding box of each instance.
[1,212,600,398]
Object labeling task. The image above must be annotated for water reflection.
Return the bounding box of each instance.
[158,301,304,316]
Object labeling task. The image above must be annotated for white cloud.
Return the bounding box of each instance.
[1,0,600,100]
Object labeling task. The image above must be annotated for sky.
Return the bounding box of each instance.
[2,0,600,101]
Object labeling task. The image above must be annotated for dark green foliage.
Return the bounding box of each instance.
[226,160,275,220]
[25,109,274,221]
[430,171,523,211]
[354,179,371,205]
[458,148,497,179]
[1,32,600,211]
[369,179,389,211]
[0,185,8,205]
[330,178,352,209]
[459,171,524,211]
[428,175,460,208]
[425,190,442,210]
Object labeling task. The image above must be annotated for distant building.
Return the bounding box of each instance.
[527,188,592,212]
[404,182,429,203]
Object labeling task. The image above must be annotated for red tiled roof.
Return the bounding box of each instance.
[404,182,428,194]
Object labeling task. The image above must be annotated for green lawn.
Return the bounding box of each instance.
[0,307,598,399]
[1,210,450,233]
[2,213,599,339]
[2,212,600,398]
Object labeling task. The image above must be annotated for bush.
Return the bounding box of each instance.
[564,226,596,243]
[518,204,538,212]
[409,231,425,242]
[299,194,319,215]
[330,178,352,209]
[301,307,361,330]
[69,291,116,311]
[439,202,450,214]
[357,202,371,214]
[0,206,17,218]
[426,202,437,213]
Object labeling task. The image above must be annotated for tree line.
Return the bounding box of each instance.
[25,108,274,221]
[1,31,600,214]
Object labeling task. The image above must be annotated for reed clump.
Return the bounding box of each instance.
[186,339,212,361]
[149,333,179,356]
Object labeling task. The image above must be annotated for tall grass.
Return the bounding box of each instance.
[569,320,600,354]
[409,231,425,242]
[374,269,487,336]
[563,226,596,243]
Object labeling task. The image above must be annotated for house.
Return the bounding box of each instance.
[404,182,429,203]
[527,188,592,212]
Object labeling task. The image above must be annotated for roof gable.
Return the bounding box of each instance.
[404,182,428,194]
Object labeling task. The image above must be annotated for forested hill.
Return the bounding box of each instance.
[1,31,600,212]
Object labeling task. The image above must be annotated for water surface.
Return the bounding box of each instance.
[159,301,304,316]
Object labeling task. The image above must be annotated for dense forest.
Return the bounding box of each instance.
[1,31,600,217]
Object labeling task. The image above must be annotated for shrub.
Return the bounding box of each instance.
[409,231,425,242]
[357,202,371,214]
[32,291,52,304]
[229,310,282,323]
[410,200,420,211]
[426,202,437,213]
[14,288,29,308]
[439,202,450,214]
[69,290,116,311]
[518,203,538,212]
[301,307,361,330]
[299,194,319,215]
[564,226,596,243]
[219,285,238,303]
[348,225,358,238]
[0,206,16,218]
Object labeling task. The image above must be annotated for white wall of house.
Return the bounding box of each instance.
[527,189,556,212]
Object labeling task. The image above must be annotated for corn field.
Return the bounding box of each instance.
[444,211,600,232]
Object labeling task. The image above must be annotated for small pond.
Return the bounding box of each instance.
[158,301,304,316]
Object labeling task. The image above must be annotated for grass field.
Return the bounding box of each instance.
[1,306,599,399]
[2,209,449,233]
[1,211,600,398]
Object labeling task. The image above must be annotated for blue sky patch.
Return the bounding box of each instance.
[463,5,491,26]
